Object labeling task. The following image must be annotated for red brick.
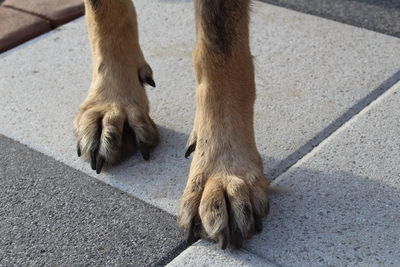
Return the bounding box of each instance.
[3,0,84,27]
[0,7,51,53]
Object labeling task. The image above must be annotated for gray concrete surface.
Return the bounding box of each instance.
[260,0,400,38]
[0,1,400,215]
[245,81,400,265]
[0,135,186,266]
[168,240,276,267]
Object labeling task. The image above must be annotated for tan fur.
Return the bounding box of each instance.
[178,0,269,248]
[75,0,270,248]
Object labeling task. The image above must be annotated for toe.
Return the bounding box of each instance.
[75,105,131,172]
[77,143,82,157]
[225,178,255,248]
[97,108,126,164]
[178,174,207,243]
[199,176,229,242]
[127,112,159,161]
[251,177,270,233]
[75,108,102,158]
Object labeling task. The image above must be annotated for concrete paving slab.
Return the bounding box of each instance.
[245,82,400,265]
[0,6,50,52]
[260,0,400,38]
[1,0,400,215]
[0,134,186,266]
[3,0,84,27]
[167,240,276,267]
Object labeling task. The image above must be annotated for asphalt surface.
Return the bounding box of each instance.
[260,0,400,38]
[0,135,186,266]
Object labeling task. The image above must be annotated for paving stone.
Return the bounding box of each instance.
[4,0,84,27]
[0,0,400,215]
[245,81,400,265]
[0,134,186,266]
[167,240,276,267]
[0,6,50,52]
[260,0,400,38]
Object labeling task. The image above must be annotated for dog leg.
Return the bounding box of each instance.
[178,0,270,249]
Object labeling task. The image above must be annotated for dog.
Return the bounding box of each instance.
[74,0,270,249]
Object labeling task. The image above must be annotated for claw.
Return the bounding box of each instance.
[265,201,270,216]
[96,156,105,174]
[77,143,81,157]
[254,211,263,233]
[90,150,97,170]
[225,192,244,249]
[139,142,150,161]
[185,142,196,158]
[138,64,156,88]
[230,223,244,249]
[145,76,156,87]
[185,217,196,245]
[218,229,229,250]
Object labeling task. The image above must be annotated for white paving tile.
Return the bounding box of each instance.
[1,0,400,215]
[245,81,400,265]
[167,240,276,267]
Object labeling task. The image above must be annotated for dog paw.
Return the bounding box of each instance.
[178,146,269,249]
[74,64,159,173]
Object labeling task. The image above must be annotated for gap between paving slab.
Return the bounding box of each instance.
[271,68,400,179]
[273,78,400,185]
[0,6,51,52]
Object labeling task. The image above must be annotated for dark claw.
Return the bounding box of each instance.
[138,64,156,88]
[96,156,105,174]
[254,211,263,233]
[77,143,81,157]
[185,217,198,245]
[218,229,229,250]
[230,224,244,249]
[265,201,270,216]
[90,150,97,170]
[139,142,150,161]
[185,142,196,158]
[225,192,244,249]
[145,76,156,87]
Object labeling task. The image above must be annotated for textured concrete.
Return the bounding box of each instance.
[4,0,84,27]
[0,135,186,266]
[0,6,50,52]
[245,81,400,265]
[260,0,400,38]
[168,240,276,267]
[1,0,400,215]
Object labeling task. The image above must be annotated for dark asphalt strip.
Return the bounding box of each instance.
[0,135,186,266]
[259,0,400,38]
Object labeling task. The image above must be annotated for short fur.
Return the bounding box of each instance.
[75,0,269,248]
